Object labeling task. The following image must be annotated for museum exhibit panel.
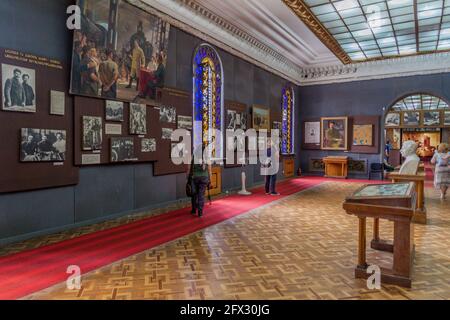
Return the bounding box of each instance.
[0,0,449,303]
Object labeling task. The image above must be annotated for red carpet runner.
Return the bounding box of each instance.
[0,177,323,300]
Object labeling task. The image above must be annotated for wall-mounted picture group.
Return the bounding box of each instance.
[2,64,36,113]
[385,110,450,127]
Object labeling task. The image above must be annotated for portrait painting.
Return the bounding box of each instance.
[353,124,373,146]
[423,111,440,126]
[252,105,270,131]
[403,111,420,126]
[70,0,170,104]
[105,100,124,122]
[21,128,66,162]
[2,64,36,113]
[385,128,401,150]
[111,137,134,162]
[82,116,103,150]
[129,103,147,135]
[385,113,400,127]
[321,117,348,150]
[304,121,320,145]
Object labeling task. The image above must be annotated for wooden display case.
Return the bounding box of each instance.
[323,156,349,179]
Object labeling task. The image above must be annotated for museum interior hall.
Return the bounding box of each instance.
[0,0,449,303]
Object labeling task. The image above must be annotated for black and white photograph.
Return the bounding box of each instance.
[106,100,124,122]
[162,128,173,140]
[111,137,134,162]
[171,142,185,159]
[445,111,450,126]
[2,64,36,113]
[304,121,320,144]
[385,112,400,127]
[20,128,66,162]
[177,115,193,131]
[226,110,247,130]
[82,116,103,150]
[130,103,147,135]
[160,105,176,123]
[141,138,156,152]
[423,111,440,126]
[403,111,420,126]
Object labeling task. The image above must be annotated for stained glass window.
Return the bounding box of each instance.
[281,85,295,155]
[193,44,224,160]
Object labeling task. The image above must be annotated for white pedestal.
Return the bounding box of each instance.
[238,171,252,195]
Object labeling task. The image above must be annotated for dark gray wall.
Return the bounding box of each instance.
[297,73,450,177]
[0,0,294,244]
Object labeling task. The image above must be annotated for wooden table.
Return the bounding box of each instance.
[388,171,426,224]
[343,182,416,288]
[323,156,348,179]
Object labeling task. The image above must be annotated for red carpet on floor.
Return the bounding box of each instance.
[0,177,326,300]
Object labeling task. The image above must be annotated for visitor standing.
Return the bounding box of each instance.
[431,143,450,199]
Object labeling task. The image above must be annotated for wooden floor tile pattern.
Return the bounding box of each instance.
[18,182,450,300]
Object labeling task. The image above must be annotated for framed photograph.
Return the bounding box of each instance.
[70,0,170,104]
[141,138,156,153]
[130,103,147,135]
[321,117,348,150]
[385,128,401,150]
[111,137,134,162]
[177,115,192,131]
[423,111,440,126]
[353,124,373,146]
[20,128,66,162]
[105,100,124,122]
[162,128,173,140]
[82,116,103,150]
[252,105,270,130]
[160,105,176,124]
[445,111,450,126]
[304,121,320,145]
[226,109,247,131]
[403,111,420,126]
[2,64,36,113]
[385,112,400,127]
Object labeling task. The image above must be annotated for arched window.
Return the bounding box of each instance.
[193,44,224,160]
[281,85,295,155]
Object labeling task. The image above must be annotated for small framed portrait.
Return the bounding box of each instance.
[403,111,420,126]
[160,105,176,123]
[82,116,103,150]
[445,111,450,126]
[2,64,36,113]
[177,115,193,131]
[130,103,147,135]
[141,138,156,153]
[321,117,348,150]
[111,137,134,162]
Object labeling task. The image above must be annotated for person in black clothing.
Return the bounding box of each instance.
[22,74,35,106]
[262,137,280,196]
[21,135,37,160]
[71,41,83,93]
[4,68,25,107]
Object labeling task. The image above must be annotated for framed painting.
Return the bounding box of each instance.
[385,112,400,127]
[352,124,373,146]
[321,117,348,150]
[252,105,270,130]
[423,111,440,126]
[385,128,401,150]
[445,111,450,126]
[403,111,420,126]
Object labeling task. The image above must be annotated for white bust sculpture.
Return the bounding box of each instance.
[399,140,420,175]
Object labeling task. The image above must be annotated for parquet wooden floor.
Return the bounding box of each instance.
[20,182,450,300]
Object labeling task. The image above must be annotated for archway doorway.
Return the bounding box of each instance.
[384,93,450,167]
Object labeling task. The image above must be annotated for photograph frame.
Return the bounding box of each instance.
[320,116,348,151]
[352,124,373,146]
[129,103,147,135]
[2,63,36,113]
[385,112,400,127]
[402,111,421,127]
[252,105,270,131]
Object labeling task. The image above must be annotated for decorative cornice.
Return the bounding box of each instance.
[127,0,303,84]
[282,0,351,65]
[300,52,450,86]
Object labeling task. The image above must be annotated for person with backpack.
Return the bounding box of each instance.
[431,143,450,200]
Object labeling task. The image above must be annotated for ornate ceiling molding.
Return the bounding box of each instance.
[127,0,303,84]
[300,52,450,86]
[282,0,351,65]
